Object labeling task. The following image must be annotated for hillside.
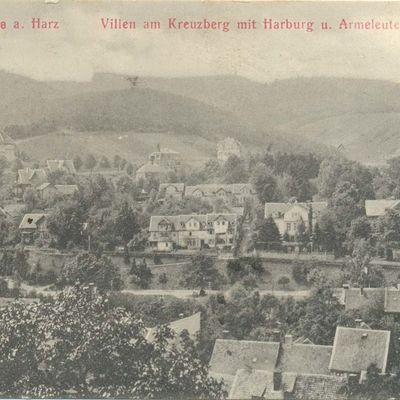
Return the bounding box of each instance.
[0,72,328,162]
[2,71,400,164]
[139,76,400,164]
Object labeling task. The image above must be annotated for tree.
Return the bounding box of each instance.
[47,200,85,249]
[85,153,97,171]
[181,253,224,290]
[131,259,153,289]
[114,201,139,245]
[99,155,111,169]
[297,288,345,344]
[73,154,83,171]
[294,219,309,245]
[120,158,127,171]
[257,216,281,244]
[277,276,290,289]
[222,155,248,184]
[129,258,137,275]
[250,164,277,203]
[0,286,225,399]
[22,187,40,212]
[113,155,121,170]
[158,272,168,286]
[126,163,134,176]
[14,249,30,280]
[344,240,385,288]
[60,252,123,291]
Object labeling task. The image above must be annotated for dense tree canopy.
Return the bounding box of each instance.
[0,286,225,399]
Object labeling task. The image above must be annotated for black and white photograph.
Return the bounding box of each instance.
[0,0,400,398]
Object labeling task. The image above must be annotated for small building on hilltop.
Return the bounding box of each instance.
[136,146,180,182]
[148,147,180,169]
[217,137,243,163]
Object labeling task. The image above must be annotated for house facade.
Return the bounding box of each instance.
[19,213,50,244]
[185,183,256,205]
[148,213,238,251]
[46,159,76,175]
[265,200,327,240]
[158,183,185,200]
[148,148,180,169]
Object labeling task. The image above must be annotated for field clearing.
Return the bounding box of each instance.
[16,131,215,166]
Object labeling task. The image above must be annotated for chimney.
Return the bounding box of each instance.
[284,334,293,347]
[273,371,282,391]
[272,329,281,342]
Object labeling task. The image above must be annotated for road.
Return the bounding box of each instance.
[8,279,311,301]
[121,288,311,300]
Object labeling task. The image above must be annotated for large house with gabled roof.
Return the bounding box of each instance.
[148,213,238,251]
[16,167,48,196]
[265,200,327,240]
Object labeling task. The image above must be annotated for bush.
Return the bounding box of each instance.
[277,276,290,288]
[153,254,162,265]
[292,262,309,285]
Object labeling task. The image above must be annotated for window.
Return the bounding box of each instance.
[222,221,225,225]
[293,223,297,231]
[287,223,291,231]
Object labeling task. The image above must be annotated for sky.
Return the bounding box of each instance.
[0,1,400,83]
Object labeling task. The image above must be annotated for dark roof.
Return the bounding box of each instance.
[329,327,391,373]
[343,288,384,311]
[209,339,280,376]
[285,373,348,400]
[278,343,333,376]
[384,288,400,313]
[229,369,283,400]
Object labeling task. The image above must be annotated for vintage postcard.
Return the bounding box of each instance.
[0,0,399,398]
